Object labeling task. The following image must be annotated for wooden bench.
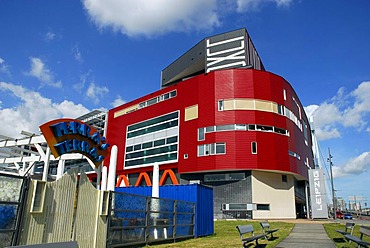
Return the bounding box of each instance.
[336,222,355,235]
[236,224,266,247]
[260,221,279,240]
[344,225,370,248]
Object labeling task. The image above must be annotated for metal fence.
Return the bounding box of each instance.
[107,191,195,247]
[0,174,29,247]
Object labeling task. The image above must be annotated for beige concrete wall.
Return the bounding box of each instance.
[252,171,296,219]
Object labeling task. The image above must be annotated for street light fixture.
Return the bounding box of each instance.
[327,148,336,219]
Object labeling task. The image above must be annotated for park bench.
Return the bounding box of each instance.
[344,225,370,248]
[260,221,279,240]
[236,224,266,247]
[336,222,355,235]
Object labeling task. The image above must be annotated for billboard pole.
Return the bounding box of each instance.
[328,148,336,219]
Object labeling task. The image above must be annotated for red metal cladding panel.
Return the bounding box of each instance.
[197,74,217,128]
[252,70,273,100]
[214,70,235,99]
[269,74,285,105]
[233,70,255,99]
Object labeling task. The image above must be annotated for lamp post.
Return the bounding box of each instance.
[328,148,336,219]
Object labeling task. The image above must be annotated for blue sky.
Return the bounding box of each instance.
[0,0,369,208]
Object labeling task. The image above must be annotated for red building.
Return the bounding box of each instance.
[106,29,314,219]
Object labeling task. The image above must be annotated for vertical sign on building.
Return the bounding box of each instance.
[308,169,328,219]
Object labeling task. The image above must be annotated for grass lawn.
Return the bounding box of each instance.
[145,220,294,248]
[324,223,370,248]
[144,220,370,247]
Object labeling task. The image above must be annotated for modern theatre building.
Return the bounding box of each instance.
[106,28,314,219]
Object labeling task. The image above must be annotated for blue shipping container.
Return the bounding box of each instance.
[115,184,214,237]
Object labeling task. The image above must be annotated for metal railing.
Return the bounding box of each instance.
[106,191,195,247]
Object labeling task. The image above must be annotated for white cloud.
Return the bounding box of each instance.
[81,0,296,37]
[73,72,109,104]
[82,0,296,37]
[0,82,89,138]
[236,0,292,12]
[305,102,342,140]
[45,31,56,41]
[0,57,11,76]
[342,81,370,128]
[73,71,91,92]
[305,81,370,140]
[86,83,109,104]
[28,57,62,88]
[333,152,370,178]
[82,0,220,37]
[111,95,126,107]
[72,44,83,63]
[315,127,341,140]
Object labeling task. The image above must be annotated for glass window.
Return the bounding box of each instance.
[198,143,225,157]
[288,150,301,160]
[206,126,215,132]
[142,142,153,149]
[147,97,158,106]
[125,144,178,168]
[216,143,226,154]
[251,142,257,154]
[154,139,165,147]
[163,93,170,100]
[216,125,234,131]
[228,204,248,210]
[282,175,288,183]
[198,145,205,156]
[228,172,245,180]
[248,124,256,130]
[170,90,176,98]
[125,112,179,168]
[256,125,273,132]
[275,127,287,135]
[127,119,178,138]
[198,128,205,141]
[126,146,133,152]
[235,124,246,130]
[128,112,178,132]
[257,204,270,210]
[210,143,215,155]
[166,136,177,144]
[218,100,224,111]
[139,102,146,109]
[303,120,308,140]
[204,174,226,182]
[205,172,244,182]
[204,144,210,155]
[125,150,144,159]
[278,104,283,115]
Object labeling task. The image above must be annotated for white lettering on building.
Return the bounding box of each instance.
[313,170,323,211]
[206,36,246,73]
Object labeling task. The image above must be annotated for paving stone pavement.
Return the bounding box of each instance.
[276,223,336,248]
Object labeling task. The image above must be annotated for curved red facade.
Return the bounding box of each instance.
[107,68,314,180]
